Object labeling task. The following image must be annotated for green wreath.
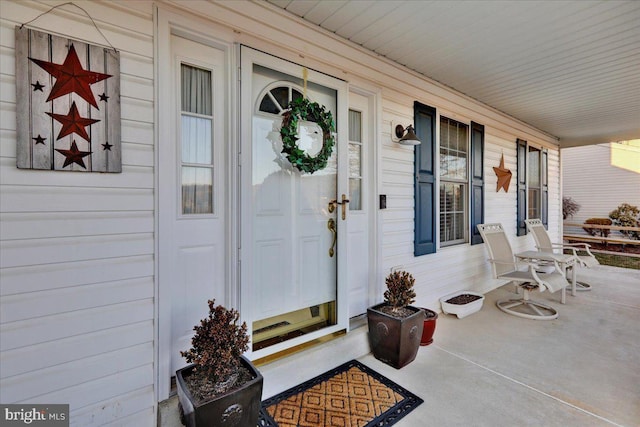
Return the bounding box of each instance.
[280,97,336,174]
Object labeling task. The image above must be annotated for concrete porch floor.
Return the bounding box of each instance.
[159,265,640,426]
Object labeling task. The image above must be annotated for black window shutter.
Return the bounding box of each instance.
[414,102,437,256]
[470,122,485,245]
[516,139,527,236]
[542,148,549,227]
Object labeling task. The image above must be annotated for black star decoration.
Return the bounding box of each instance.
[32,134,46,145]
[99,93,109,102]
[102,141,113,151]
[31,81,45,92]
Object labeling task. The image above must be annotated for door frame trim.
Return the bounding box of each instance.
[348,84,383,313]
[155,6,236,402]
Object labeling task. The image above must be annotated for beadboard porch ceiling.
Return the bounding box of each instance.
[266,0,640,148]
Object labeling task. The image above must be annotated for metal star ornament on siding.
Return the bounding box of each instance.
[55,140,92,169]
[29,44,111,108]
[493,153,512,192]
[46,101,99,142]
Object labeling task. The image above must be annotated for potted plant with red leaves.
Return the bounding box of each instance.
[367,271,425,368]
[176,299,263,427]
[419,308,438,346]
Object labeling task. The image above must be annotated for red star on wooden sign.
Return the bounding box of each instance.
[55,140,92,169]
[47,102,99,142]
[493,153,513,193]
[30,44,111,108]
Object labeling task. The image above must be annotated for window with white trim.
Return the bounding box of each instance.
[414,103,484,255]
[528,146,541,220]
[181,64,213,215]
[348,109,363,210]
[517,139,549,235]
[439,117,469,245]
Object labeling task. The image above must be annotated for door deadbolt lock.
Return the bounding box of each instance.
[328,200,337,214]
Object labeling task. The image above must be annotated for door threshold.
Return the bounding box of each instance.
[252,329,346,367]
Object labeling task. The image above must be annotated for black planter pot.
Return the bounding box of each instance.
[367,303,425,369]
[176,356,263,427]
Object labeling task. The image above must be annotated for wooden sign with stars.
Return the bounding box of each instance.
[15,26,121,172]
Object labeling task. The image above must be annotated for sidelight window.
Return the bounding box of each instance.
[348,109,363,210]
[180,64,214,215]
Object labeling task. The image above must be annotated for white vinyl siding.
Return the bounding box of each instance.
[0,1,155,426]
[563,143,640,225]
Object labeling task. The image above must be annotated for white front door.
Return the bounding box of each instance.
[240,48,349,357]
[159,35,228,375]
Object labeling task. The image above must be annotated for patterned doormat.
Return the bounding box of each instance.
[257,360,423,427]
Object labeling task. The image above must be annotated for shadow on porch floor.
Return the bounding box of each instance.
[159,265,640,426]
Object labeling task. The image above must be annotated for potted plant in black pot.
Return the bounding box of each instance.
[367,270,425,369]
[176,299,263,427]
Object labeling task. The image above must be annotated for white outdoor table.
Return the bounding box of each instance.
[515,250,578,300]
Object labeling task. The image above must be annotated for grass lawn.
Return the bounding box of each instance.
[593,252,640,270]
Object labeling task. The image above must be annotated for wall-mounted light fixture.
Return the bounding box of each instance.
[392,122,421,145]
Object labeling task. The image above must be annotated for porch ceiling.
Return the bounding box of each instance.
[267,0,640,148]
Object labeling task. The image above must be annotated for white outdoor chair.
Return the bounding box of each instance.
[525,218,599,291]
[477,223,569,320]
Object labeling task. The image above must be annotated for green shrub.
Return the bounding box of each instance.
[609,203,640,240]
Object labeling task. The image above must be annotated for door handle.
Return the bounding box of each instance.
[327,218,337,257]
[340,194,349,221]
[329,194,350,220]
[328,193,349,221]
